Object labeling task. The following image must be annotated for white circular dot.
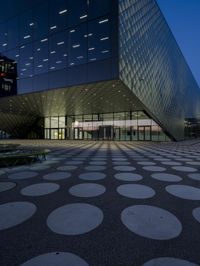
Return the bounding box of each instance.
[137,161,156,166]
[84,166,106,171]
[114,166,136,171]
[161,161,182,166]
[21,183,59,196]
[79,172,106,181]
[69,183,106,197]
[57,166,77,171]
[151,173,182,182]
[0,202,36,230]
[8,171,38,180]
[143,166,166,172]
[21,252,89,266]
[166,185,200,200]
[172,166,197,172]
[0,182,16,192]
[192,207,200,223]
[43,172,71,181]
[188,173,200,181]
[114,173,143,181]
[117,184,155,199]
[47,203,103,235]
[121,205,182,240]
[143,257,198,266]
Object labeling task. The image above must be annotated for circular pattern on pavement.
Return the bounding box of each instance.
[21,183,60,196]
[57,166,77,171]
[84,166,106,171]
[114,173,143,182]
[0,182,16,192]
[121,205,182,240]
[166,185,200,200]
[161,161,182,166]
[172,166,197,172]
[21,252,89,266]
[0,202,36,230]
[69,183,106,197]
[192,207,200,224]
[117,184,155,199]
[79,172,106,181]
[188,173,200,181]
[8,171,38,180]
[143,166,166,172]
[143,257,198,266]
[43,172,71,181]
[47,203,103,235]
[114,166,136,172]
[151,173,182,182]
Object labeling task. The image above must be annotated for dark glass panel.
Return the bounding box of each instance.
[68,24,87,66]
[88,16,111,62]
[49,31,67,71]
[67,0,87,27]
[19,10,33,45]
[34,40,48,75]
[19,43,33,78]
[7,17,19,49]
[49,0,68,33]
[33,2,48,40]
[88,0,111,19]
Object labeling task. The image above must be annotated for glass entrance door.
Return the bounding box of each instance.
[74,127,83,140]
[99,126,113,140]
[138,126,151,141]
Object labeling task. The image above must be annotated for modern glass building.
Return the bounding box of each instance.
[0,0,199,141]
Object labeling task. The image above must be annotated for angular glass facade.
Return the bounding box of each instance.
[44,111,169,141]
[0,0,118,94]
[0,0,199,141]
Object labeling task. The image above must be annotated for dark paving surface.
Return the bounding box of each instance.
[1,140,200,265]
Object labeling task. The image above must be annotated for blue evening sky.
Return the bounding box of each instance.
[156,0,200,87]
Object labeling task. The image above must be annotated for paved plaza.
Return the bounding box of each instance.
[1,140,200,266]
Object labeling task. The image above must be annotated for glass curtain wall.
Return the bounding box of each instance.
[44,111,170,141]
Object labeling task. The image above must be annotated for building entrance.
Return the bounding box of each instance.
[138,126,151,141]
[74,127,83,140]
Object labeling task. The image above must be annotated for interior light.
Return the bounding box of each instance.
[50,66,55,70]
[50,25,57,30]
[77,56,84,59]
[56,61,62,64]
[70,29,75,33]
[101,50,109,53]
[99,19,109,24]
[25,63,31,66]
[24,35,31,39]
[20,45,25,49]
[88,47,95,51]
[73,44,80,48]
[63,53,67,57]
[37,65,43,68]
[15,54,20,57]
[80,14,88,19]
[29,22,34,26]
[37,48,41,51]
[2,43,7,47]
[41,38,48,42]
[29,57,34,60]
[90,58,96,61]
[43,58,48,62]
[100,37,109,41]
[59,9,67,15]
[50,51,56,54]
[57,41,64,45]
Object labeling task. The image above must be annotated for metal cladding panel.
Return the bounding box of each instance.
[119,0,200,140]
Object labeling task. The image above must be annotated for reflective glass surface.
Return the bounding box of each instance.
[0,0,116,94]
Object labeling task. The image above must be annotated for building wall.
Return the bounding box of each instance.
[0,0,118,95]
[119,0,200,140]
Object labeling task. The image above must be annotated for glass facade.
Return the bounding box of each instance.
[44,111,169,141]
[0,0,118,94]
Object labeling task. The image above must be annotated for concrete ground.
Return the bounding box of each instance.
[1,139,200,266]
